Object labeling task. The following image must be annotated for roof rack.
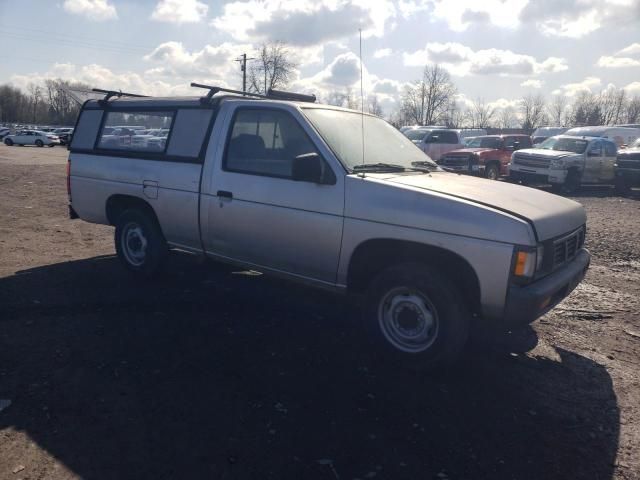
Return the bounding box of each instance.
[93,88,148,104]
[190,82,316,104]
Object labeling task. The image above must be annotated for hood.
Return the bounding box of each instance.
[382,172,586,241]
[445,147,493,155]
[515,148,575,159]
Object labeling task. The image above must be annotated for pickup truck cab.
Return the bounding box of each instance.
[615,138,640,193]
[68,87,591,369]
[509,135,617,192]
[403,128,464,161]
[438,134,532,180]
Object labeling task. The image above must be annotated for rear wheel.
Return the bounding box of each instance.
[4,138,13,146]
[485,163,500,180]
[114,209,168,276]
[35,139,43,147]
[364,263,470,371]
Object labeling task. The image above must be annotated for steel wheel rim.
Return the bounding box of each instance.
[377,287,439,353]
[488,168,498,180]
[121,222,148,266]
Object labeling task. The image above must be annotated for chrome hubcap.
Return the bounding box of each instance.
[121,222,148,266]
[378,288,439,353]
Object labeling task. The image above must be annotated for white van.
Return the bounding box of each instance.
[564,126,640,148]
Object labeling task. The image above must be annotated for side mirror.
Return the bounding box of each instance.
[292,152,324,184]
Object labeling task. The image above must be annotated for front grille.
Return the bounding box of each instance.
[513,153,550,169]
[440,155,470,167]
[552,227,585,269]
[617,157,640,169]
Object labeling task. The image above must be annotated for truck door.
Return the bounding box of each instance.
[200,104,345,284]
[600,141,617,182]
[583,140,603,183]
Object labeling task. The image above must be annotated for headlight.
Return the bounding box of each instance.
[550,158,566,169]
[513,245,544,281]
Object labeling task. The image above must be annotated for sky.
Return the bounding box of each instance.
[1,0,639,115]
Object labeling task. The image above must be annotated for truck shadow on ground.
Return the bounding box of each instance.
[0,254,620,480]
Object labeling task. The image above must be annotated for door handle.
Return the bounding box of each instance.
[217,190,233,199]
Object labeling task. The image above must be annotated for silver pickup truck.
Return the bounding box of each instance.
[67,85,590,369]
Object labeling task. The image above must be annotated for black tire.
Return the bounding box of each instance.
[561,169,581,194]
[614,176,631,196]
[485,163,500,180]
[114,208,168,276]
[35,139,43,147]
[48,144,55,147]
[4,138,13,146]
[364,263,470,371]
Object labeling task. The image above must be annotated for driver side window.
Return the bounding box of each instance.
[589,141,602,156]
[224,108,321,179]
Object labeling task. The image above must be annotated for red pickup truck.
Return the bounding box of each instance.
[437,134,532,180]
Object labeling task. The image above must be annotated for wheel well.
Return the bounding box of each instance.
[105,195,159,226]
[347,239,482,314]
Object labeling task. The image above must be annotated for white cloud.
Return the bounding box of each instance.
[552,76,602,97]
[62,0,117,21]
[408,0,529,31]
[210,0,395,46]
[626,81,640,95]
[374,48,393,59]
[596,42,640,68]
[403,42,568,77]
[521,79,543,88]
[151,0,208,24]
[521,0,639,38]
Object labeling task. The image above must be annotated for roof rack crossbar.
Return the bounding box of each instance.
[190,83,267,102]
[190,82,316,103]
[92,88,148,103]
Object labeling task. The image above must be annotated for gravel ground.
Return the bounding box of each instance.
[0,143,638,480]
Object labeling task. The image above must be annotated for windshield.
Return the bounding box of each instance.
[303,108,438,170]
[404,129,430,141]
[467,137,501,149]
[538,136,588,154]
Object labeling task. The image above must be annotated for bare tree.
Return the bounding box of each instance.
[519,93,547,131]
[248,42,297,95]
[468,98,495,128]
[496,106,518,129]
[547,95,568,126]
[599,87,626,125]
[367,95,383,116]
[441,100,466,128]
[27,83,43,124]
[626,96,640,124]
[570,92,601,126]
[401,64,456,126]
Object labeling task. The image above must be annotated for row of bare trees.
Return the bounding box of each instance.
[0,79,89,126]
[388,64,640,130]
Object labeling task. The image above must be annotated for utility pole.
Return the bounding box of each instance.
[235,53,255,93]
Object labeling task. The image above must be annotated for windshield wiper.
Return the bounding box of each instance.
[411,161,439,171]
[352,163,407,172]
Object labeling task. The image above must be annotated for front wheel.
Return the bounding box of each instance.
[364,263,470,371]
[35,139,43,147]
[561,169,581,194]
[114,209,168,276]
[615,176,631,195]
[485,164,500,180]
[4,138,13,146]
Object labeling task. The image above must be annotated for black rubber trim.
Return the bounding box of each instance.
[68,148,203,164]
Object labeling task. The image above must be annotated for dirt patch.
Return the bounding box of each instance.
[0,145,638,480]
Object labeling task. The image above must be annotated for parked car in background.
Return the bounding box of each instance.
[531,127,568,145]
[0,127,10,139]
[614,137,640,193]
[564,126,640,148]
[4,130,60,147]
[404,128,465,161]
[509,135,617,192]
[68,88,590,370]
[439,134,532,180]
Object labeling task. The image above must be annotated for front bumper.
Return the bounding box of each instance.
[503,248,590,325]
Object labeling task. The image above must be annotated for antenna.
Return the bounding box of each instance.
[359,28,365,168]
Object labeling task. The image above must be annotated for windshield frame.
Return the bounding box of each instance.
[301,106,440,173]
[538,136,589,154]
